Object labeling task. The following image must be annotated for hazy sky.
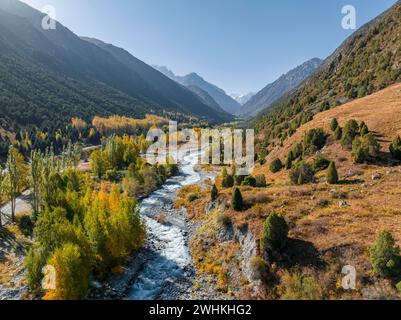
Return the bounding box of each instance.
[20,0,397,94]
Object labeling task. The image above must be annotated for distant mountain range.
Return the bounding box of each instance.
[0,0,232,133]
[240,58,322,118]
[230,92,254,106]
[252,0,401,143]
[153,66,241,115]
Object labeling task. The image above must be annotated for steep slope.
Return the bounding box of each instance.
[186,85,223,113]
[240,58,322,118]
[154,65,241,115]
[0,0,231,132]
[184,83,401,300]
[0,7,150,131]
[258,83,401,167]
[82,37,232,123]
[252,0,401,147]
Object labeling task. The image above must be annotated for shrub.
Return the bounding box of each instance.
[302,128,326,154]
[330,118,339,132]
[317,198,330,208]
[211,184,218,201]
[396,281,401,293]
[270,158,283,173]
[326,161,339,184]
[289,161,315,185]
[242,176,256,187]
[249,256,268,281]
[312,156,330,172]
[187,193,200,202]
[370,230,401,278]
[334,126,342,140]
[352,133,381,163]
[231,188,243,211]
[105,169,118,182]
[280,273,322,300]
[258,149,267,165]
[255,175,267,188]
[216,211,231,226]
[389,136,401,160]
[260,211,289,252]
[341,119,359,148]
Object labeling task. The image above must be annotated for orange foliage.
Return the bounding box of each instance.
[92,114,169,136]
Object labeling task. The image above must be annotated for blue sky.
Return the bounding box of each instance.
[21,0,398,94]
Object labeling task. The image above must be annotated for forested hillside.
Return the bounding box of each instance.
[0,0,231,137]
[252,0,401,156]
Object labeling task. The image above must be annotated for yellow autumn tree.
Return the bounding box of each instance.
[43,243,90,300]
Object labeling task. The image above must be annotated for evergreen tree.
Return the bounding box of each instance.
[242,176,256,187]
[289,161,315,185]
[334,126,342,140]
[260,211,289,252]
[326,161,339,184]
[222,174,234,188]
[352,133,381,164]
[231,188,243,211]
[255,175,267,188]
[211,184,218,201]
[389,136,401,160]
[270,158,283,173]
[341,119,359,148]
[370,230,401,278]
[285,153,293,169]
[330,118,339,132]
[360,122,369,136]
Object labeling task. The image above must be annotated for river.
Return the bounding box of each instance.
[127,148,213,300]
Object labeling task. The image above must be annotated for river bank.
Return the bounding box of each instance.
[91,149,226,300]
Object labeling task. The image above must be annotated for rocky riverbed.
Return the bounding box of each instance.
[91,149,225,300]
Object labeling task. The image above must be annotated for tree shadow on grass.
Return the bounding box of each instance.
[275,238,325,270]
[339,178,365,185]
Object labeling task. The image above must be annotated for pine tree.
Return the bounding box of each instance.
[231,188,243,211]
[270,158,283,173]
[330,118,339,132]
[222,174,234,188]
[334,126,342,140]
[360,122,369,136]
[370,230,401,278]
[390,136,401,160]
[211,184,218,201]
[326,161,339,184]
[285,153,292,169]
[260,211,289,252]
[341,119,359,148]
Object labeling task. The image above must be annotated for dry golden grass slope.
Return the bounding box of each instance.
[263,83,401,165]
[185,84,401,299]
